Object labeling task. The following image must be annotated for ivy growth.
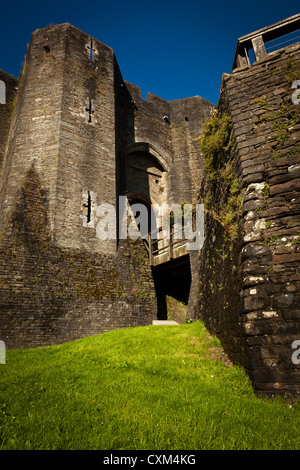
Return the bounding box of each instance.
[255,95,300,152]
[199,111,243,242]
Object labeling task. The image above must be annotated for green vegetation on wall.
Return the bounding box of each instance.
[199,111,232,185]
[199,111,243,242]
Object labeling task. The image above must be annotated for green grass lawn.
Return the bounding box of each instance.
[0,320,299,450]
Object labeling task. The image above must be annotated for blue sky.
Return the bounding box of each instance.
[0,1,299,105]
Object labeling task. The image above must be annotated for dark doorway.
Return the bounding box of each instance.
[152,254,191,321]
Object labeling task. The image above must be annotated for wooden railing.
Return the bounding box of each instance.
[143,226,189,266]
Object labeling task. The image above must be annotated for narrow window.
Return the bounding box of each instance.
[87,39,95,60]
[85,98,94,123]
[87,190,92,223]
[81,190,95,228]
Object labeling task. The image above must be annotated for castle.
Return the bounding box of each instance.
[0,14,300,398]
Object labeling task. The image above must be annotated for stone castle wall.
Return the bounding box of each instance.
[195,41,300,396]
[0,24,154,348]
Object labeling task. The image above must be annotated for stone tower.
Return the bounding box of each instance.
[1,17,299,398]
[0,23,213,348]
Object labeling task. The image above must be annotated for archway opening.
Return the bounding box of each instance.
[151,254,191,323]
[125,151,167,208]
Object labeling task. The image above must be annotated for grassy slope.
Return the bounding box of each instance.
[0,321,299,450]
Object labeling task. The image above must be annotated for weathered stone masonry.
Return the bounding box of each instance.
[0,23,213,349]
[195,29,300,396]
[0,18,300,397]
